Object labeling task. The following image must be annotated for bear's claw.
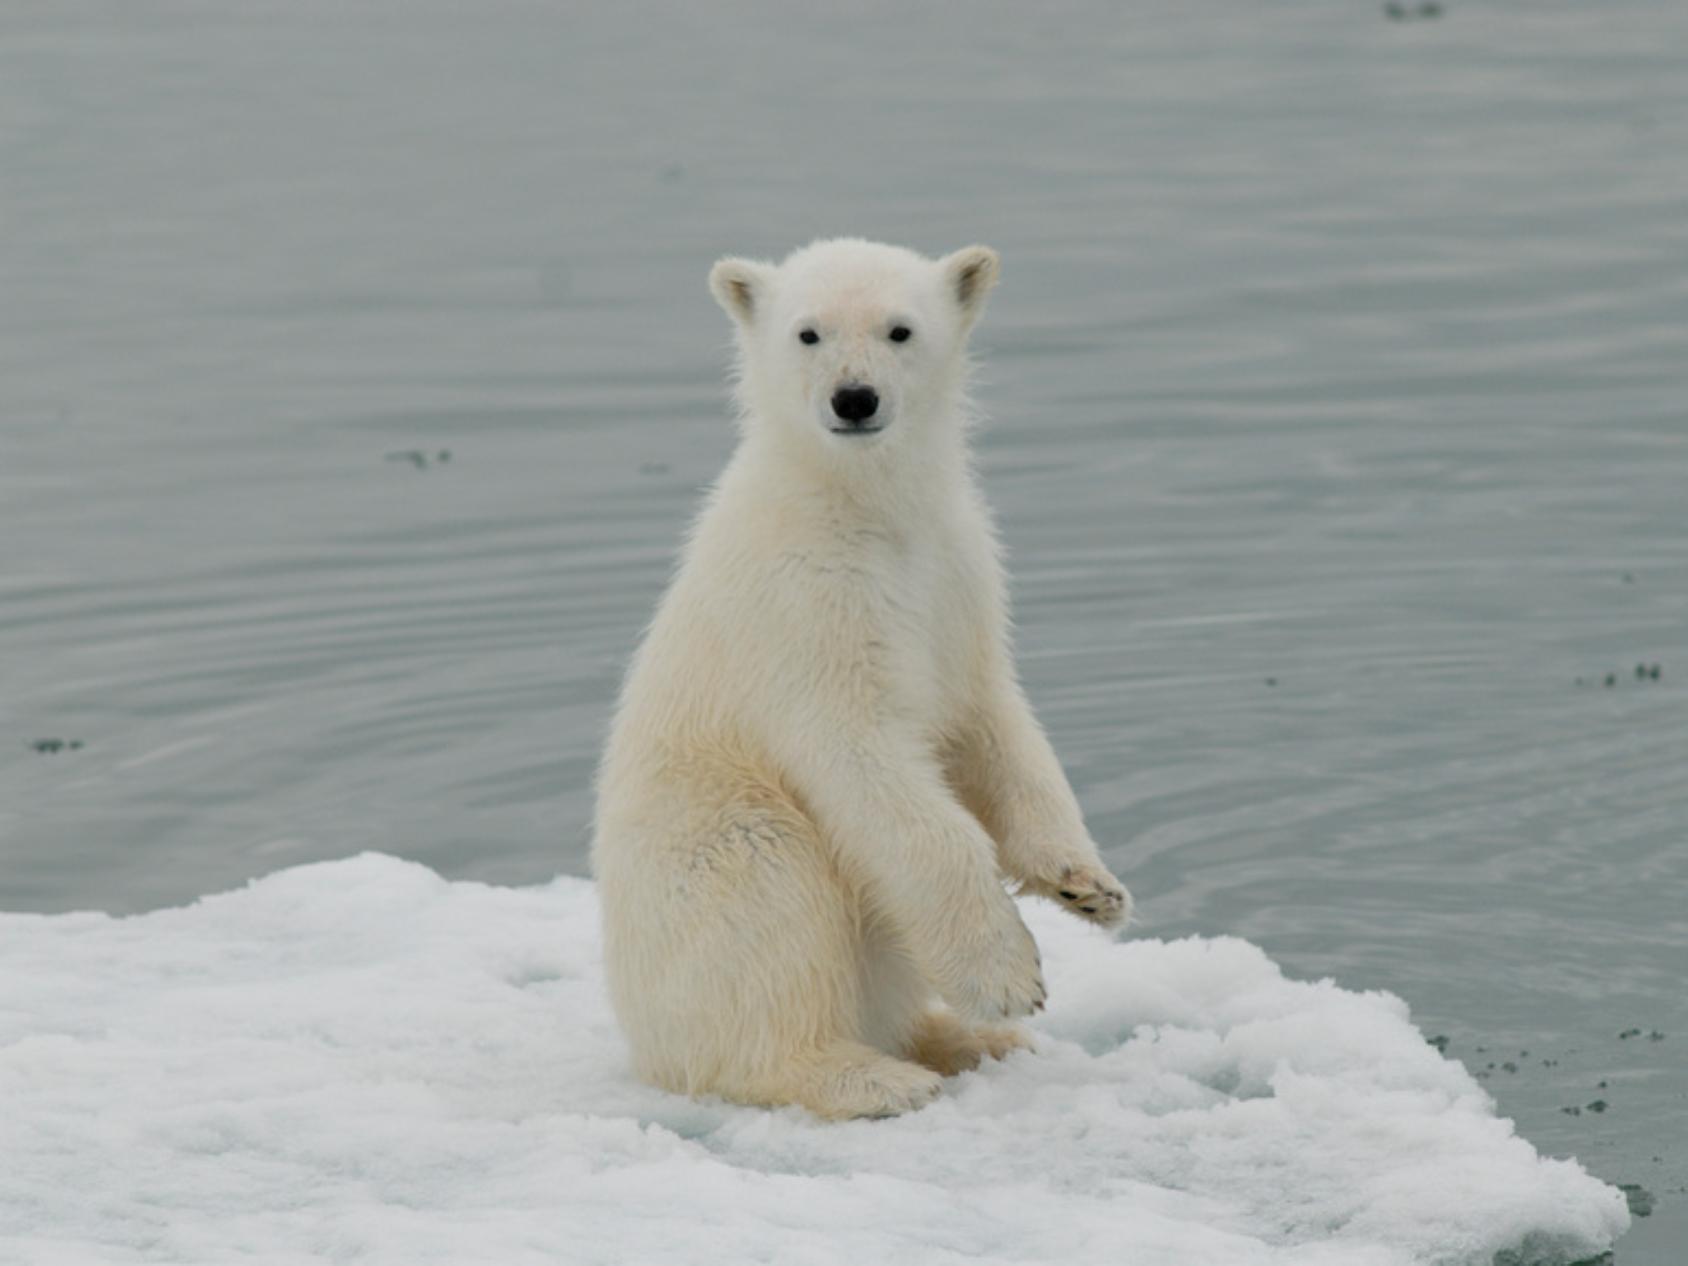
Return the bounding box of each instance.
[1041,863,1132,931]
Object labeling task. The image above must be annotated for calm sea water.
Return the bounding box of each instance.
[4,2,1685,1258]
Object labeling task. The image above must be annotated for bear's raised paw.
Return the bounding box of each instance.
[1045,864,1132,931]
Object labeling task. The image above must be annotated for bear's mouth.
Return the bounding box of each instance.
[829,424,885,437]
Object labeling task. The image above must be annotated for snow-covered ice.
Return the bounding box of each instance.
[0,854,1627,1265]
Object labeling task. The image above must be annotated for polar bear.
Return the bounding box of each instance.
[592,238,1131,1119]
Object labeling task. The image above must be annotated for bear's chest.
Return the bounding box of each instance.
[867,532,994,726]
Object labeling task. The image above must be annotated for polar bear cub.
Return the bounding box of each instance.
[592,238,1131,1119]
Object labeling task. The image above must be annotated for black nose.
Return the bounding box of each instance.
[830,386,879,425]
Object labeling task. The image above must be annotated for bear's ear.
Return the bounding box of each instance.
[708,257,774,326]
[939,245,1000,327]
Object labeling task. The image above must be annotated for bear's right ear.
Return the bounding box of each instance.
[708,257,774,326]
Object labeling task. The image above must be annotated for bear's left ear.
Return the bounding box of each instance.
[939,245,1000,328]
[708,257,775,327]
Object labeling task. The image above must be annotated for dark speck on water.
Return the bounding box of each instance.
[1587,1099,1609,1114]
[1384,1,1444,20]
[1619,1184,1657,1217]
[384,449,451,470]
[29,739,84,754]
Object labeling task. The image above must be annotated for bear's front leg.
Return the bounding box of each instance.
[948,682,1133,932]
[792,733,1047,1023]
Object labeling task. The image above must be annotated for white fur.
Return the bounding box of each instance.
[592,238,1131,1119]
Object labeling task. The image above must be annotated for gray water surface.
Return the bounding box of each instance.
[4,2,1686,1259]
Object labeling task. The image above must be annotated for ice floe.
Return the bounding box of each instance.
[0,854,1628,1264]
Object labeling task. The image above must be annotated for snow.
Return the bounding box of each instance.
[0,854,1627,1265]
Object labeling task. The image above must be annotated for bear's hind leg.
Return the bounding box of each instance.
[906,1009,1032,1077]
[769,1041,943,1120]
[852,920,1029,1080]
[603,767,940,1118]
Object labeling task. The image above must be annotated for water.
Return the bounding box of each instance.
[3,2,1685,1258]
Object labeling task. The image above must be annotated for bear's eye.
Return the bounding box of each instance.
[799,329,820,346]
[889,325,912,343]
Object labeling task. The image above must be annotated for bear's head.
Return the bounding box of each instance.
[708,238,999,454]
